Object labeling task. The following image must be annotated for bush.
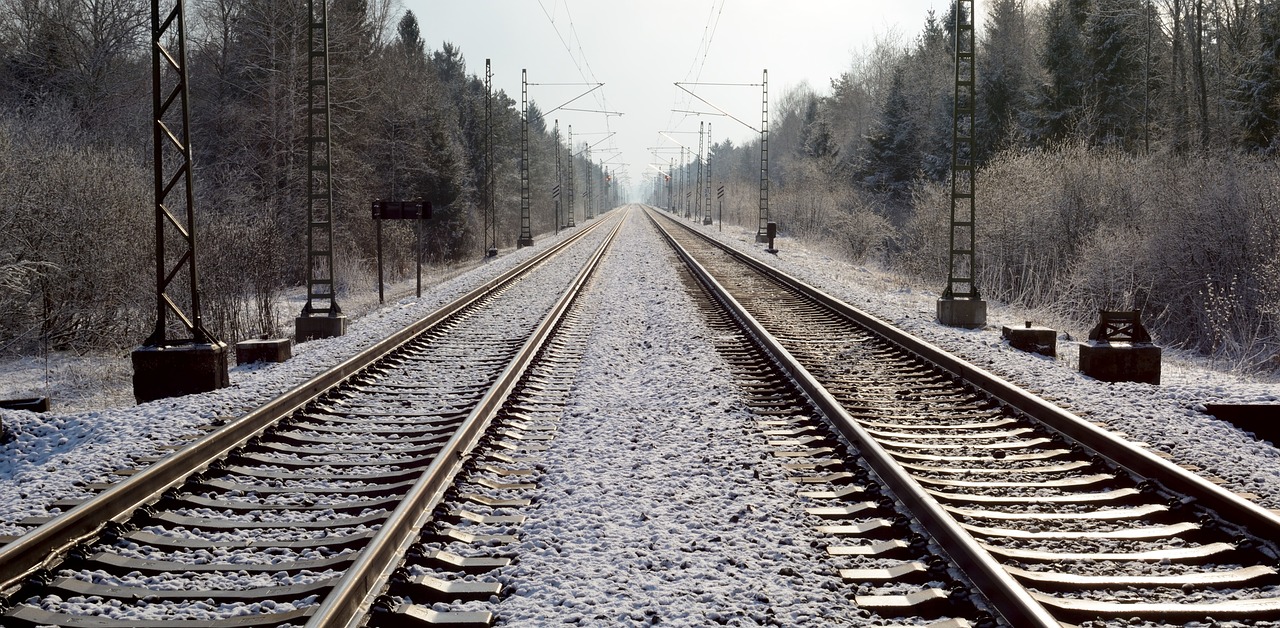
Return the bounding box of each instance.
[905,145,1280,370]
[0,117,152,354]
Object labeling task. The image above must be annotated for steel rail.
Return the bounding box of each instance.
[646,208,1280,538]
[309,211,627,628]
[646,208,1060,627]
[0,220,609,600]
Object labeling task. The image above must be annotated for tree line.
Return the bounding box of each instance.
[685,0,1279,371]
[0,0,605,354]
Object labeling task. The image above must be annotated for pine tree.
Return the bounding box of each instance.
[1031,0,1091,145]
[977,0,1033,160]
[1085,0,1148,149]
[1236,1,1280,152]
[859,67,918,199]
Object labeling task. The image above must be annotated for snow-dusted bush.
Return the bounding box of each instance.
[950,145,1280,371]
[0,118,152,354]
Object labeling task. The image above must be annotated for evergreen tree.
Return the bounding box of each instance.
[1235,0,1280,152]
[1031,0,1091,145]
[859,67,918,199]
[907,7,956,182]
[977,0,1033,160]
[1085,0,1148,149]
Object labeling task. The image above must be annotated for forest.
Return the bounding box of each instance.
[0,0,608,352]
[700,0,1280,371]
[1,0,1277,372]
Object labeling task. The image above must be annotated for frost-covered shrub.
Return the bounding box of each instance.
[0,118,152,354]
[909,145,1280,371]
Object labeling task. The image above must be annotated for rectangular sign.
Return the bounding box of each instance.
[717,186,725,198]
[372,200,432,220]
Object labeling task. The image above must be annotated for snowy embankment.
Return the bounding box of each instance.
[2,198,1276,583]
[703,218,1280,511]
[0,225,599,534]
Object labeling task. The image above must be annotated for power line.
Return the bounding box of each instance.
[536,1,618,154]
[667,0,728,137]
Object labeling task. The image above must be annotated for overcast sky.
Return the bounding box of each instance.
[401,0,947,195]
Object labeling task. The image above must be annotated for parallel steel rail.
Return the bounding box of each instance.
[0,216,615,620]
[311,213,626,628]
[646,206,1280,627]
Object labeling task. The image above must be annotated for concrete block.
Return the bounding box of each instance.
[296,314,347,343]
[131,342,230,403]
[937,298,987,329]
[1078,342,1161,385]
[517,237,535,248]
[0,397,50,412]
[1001,323,1057,357]
[235,338,293,365]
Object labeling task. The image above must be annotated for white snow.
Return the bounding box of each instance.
[1,204,1277,624]
[701,219,1280,511]
[489,210,863,625]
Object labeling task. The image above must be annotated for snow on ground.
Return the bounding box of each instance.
[0,222,611,534]
[0,256,496,413]
[0,202,1276,621]
[701,218,1280,511]
[494,209,863,625]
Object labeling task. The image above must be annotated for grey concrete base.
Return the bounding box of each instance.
[1078,342,1161,385]
[131,342,230,403]
[296,315,347,343]
[702,217,713,225]
[517,237,534,249]
[1001,324,1057,357]
[235,338,293,365]
[755,232,769,243]
[937,298,987,329]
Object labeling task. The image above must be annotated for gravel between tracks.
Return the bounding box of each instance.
[490,210,863,626]
[2,205,1277,627]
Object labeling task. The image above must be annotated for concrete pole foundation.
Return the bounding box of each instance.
[296,314,347,343]
[937,298,987,329]
[131,342,229,403]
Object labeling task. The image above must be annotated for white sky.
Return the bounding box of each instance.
[401,0,946,194]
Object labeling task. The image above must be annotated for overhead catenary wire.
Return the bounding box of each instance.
[536,0,619,156]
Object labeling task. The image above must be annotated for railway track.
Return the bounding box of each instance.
[0,214,623,627]
[648,207,1280,627]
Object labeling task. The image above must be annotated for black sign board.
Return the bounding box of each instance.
[717,186,725,199]
[372,199,432,220]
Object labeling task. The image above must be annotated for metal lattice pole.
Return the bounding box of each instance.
[145,0,213,347]
[757,68,770,241]
[696,122,704,222]
[704,122,713,224]
[484,59,496,256]
[554,120,562,233]
[518,69,534,247]
[667,159,673,211]
[585,146,593,220]
[566,126,576,228]
[303,0,339,319]
[680,146,687,218]
[945,0,978,300]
